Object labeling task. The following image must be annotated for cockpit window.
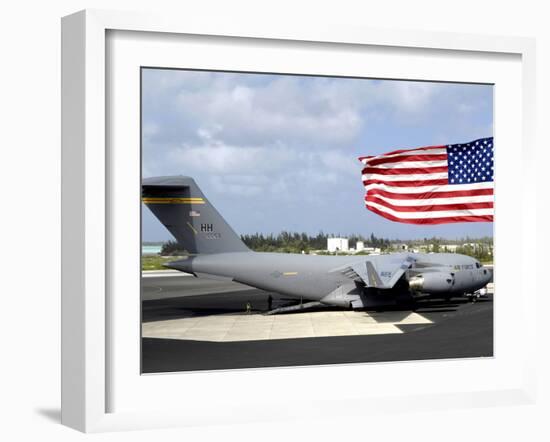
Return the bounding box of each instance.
[475,262,481,268]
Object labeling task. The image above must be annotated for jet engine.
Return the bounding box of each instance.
[408,272,455,294]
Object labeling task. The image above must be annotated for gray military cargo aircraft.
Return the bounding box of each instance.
[142,176,493,313]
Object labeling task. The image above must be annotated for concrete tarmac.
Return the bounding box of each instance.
[141,275,493,373]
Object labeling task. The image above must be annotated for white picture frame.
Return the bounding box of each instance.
[61,9,537,433]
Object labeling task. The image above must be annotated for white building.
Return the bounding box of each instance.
[392,243,409,251]
[356,241,365,251]
[363,247,381,254]
[441,244,459,252]
[327,237,349,252]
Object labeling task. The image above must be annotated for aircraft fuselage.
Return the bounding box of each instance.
[166,251,492,307]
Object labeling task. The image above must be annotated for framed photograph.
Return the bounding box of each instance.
[61,9,537,432]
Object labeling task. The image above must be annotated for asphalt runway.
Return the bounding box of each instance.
[141,274,493,373]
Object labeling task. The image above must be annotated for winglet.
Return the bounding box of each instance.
[337,253,416,290]
[366,261,384,288]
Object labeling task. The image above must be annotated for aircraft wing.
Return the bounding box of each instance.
[335,253,416,289]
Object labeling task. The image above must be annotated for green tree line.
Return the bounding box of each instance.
[158,232,394,255]
[454,243,493,263]
[157,233,492,259]
[240,231,392,254]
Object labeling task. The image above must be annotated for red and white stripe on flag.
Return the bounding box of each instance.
[358,143,494,225]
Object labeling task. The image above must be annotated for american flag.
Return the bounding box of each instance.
[358,137,494,225]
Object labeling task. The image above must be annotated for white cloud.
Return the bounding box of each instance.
[172,75,365,148]
[162,133,361,205]
[210,174,266,197]
[319,150,359,176]
[386,81,437,111]
[142,72,469,162]
[142,70,493,239]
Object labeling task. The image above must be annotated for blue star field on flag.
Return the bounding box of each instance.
[447,137,494,185]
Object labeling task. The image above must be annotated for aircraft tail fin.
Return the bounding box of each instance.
[142,176,250,254]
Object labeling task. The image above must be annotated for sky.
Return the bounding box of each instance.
[141,68,494,242]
